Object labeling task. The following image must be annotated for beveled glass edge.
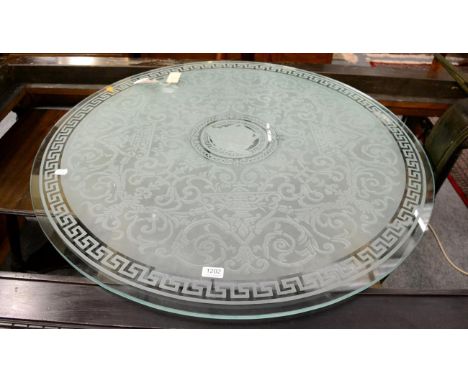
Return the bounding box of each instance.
[30,61,435,320]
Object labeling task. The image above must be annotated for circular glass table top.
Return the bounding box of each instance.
[31,61,434,319]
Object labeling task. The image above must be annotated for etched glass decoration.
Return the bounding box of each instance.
[31,62,434,319]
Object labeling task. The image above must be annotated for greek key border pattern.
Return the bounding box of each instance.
[39,62,425,304]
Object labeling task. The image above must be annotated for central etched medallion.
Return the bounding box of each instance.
[191,113,277,164]
[201,120,265,158]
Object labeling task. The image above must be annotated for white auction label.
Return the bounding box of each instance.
[166,72,181,84]
[54,168,68,175]
[201,266,224,279]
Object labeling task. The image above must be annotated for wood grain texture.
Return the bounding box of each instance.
[0,85,26,121]
[2,56,466,118]
[22,84,455,117]
[254,53,333,64]
[4,56,465,119]
[0,60,463,215]
[0,215,7,264]
[7,56,466,98]
[0,272,466,328]
[1,57,466,216]
[0,108,66,215]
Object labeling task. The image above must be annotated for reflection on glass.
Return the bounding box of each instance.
[31,62,434,319]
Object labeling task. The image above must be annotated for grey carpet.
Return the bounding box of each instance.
[450,148,468,203]
[383,180,468,289]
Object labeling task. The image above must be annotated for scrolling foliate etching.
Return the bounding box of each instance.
[60,79,402,277]
[38,61,424,305]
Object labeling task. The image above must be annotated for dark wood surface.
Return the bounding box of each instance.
[0,57,467,327]
[19,83,456,117]
[2,53,335,63]
[1,57,465,215]
[0,108,66,215]
[254,53,333,64]
[2,56,466,117]
[0,84,25,122]
[0,272,466,328]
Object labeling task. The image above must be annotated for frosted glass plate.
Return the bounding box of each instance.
[31,61,434,319]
